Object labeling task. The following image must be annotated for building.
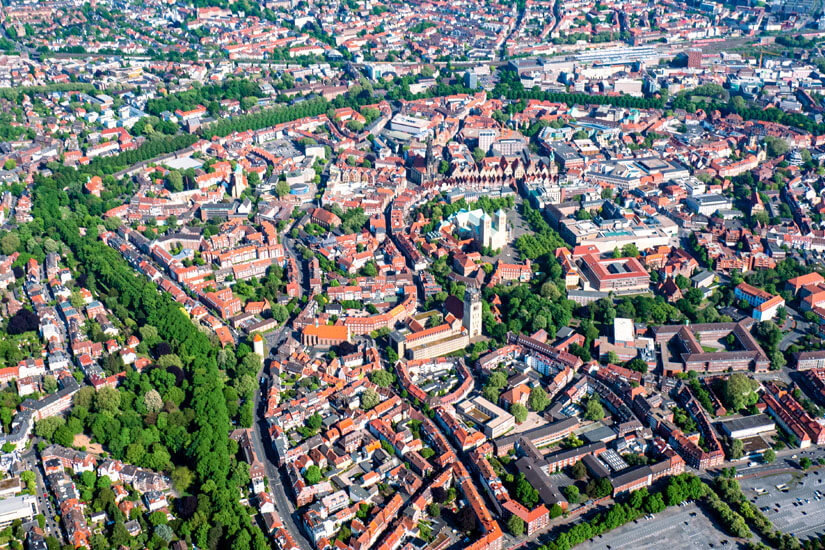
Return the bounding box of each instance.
[687,48,703,69]
[446,209,508,251]
[795,350,825,371]
[301,324,350,346]
[456,396,515,439]
[718,415,775,440]
[735,283,784,321]
[464,288,482,339]
[686,194,732,216]
[501,500,549,536]
[653,321,770,374]
[0,495,37,526]
[494,417,579,456]
[579,254,649,293]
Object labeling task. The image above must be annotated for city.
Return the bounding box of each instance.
[0,0,825,549]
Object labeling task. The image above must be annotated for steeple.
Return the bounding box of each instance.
[425,138,437,180]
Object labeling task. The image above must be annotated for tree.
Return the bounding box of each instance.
[276,179,290,197]
[427,502,441,518]
[528,386,550,412]
[144,389,163,413]
[585,477,613,499]
[155,523,174,542]
[43,375,58,394]
[4,159,16,170]
[370,370,394,387]
[7,309,38,335]
[511,403,528,424]
[763,448,775,464]
[571,460,587,480]
[621,243,639,258]
[95,387,121,414]
[729,438,743,460]
[35,416,65,441]
[800,457,812,470]
[626,358,648,373]
[54,425,75,447]
[584,396,605,421]
[172,466,194,493]
[0,232,19,255]
[764,136,788,158]
[306,413,323,432]
[724,373,758,411]
[514,474,539,508]
[472,147,485,164]
[507,515,525,536]
[304,465,322,485]
[166,171,183,192]
[360,388,380,410]
[563,484,580,503]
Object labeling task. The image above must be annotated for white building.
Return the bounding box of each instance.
[0,495,37,527]
[447,208,508,251]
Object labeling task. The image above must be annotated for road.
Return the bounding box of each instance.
[19,444,63,542]
[250,328,314,550]
[248,221,314,550]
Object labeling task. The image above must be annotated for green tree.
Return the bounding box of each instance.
[584,396,605,421]
[528,386,550,412]
[724,373,758,411]
[621,243,639,258]
[511,403,528,423]
[514,473,539,508]
[563,484,580,503]
[166,170,183,192]
[304,465,322,485]
[764,136,788,158]
[762,448,775,464]
[35,416,65,441]
[172,466,194,493]
[507,514,525,536]
[360,388,380,410]
[276,179,290,197]
[729,438,743,460]
[571,460,587,480]
[370,370,394,388]
[0,232,19,255]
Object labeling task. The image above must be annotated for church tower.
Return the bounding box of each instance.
[425,138,437,182]
[463,287,482,339]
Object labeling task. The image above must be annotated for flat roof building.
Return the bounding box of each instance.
[0,495,37,527]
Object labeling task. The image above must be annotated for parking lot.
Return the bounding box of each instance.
[739,470,825,541]
[578,502,742,550]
